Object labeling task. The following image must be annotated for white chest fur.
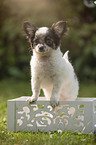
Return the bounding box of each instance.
[31,49,67,87]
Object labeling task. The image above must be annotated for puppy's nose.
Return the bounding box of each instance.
[39,46,44,52]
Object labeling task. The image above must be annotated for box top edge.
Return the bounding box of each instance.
[7,96,96,102]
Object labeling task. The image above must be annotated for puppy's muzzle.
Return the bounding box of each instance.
[39,46,45,52]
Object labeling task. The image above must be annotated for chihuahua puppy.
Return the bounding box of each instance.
[23,21,79,107]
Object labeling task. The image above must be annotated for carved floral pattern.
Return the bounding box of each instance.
[16,103,85,132]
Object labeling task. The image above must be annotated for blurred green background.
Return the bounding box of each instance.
[0,0,96,82]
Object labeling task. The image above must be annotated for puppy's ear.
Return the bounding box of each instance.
[51,21,68,38]
[23,21,37,38]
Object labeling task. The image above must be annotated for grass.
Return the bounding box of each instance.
[0,78,96,145]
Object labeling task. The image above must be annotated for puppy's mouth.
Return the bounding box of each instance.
[35,50,50,56]
[34,46,50,56]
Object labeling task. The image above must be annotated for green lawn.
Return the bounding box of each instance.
[0,78,96,145]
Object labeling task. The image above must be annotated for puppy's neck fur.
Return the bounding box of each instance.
[33,46,63,62]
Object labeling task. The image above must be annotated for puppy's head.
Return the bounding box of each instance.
[23,21,68,55]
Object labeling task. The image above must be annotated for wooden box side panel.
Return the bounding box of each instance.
[7,101,16,132]
[93,100,96,133]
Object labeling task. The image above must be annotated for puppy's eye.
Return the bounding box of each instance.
[34,39,39,45]
[46,39,53,46]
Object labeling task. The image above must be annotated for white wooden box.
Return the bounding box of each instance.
[7,96,96,133]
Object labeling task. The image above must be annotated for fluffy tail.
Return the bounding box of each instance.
[63,50,69,60]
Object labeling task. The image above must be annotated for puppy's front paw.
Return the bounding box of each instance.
[26,96,37,104]
[50,98,59,107]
